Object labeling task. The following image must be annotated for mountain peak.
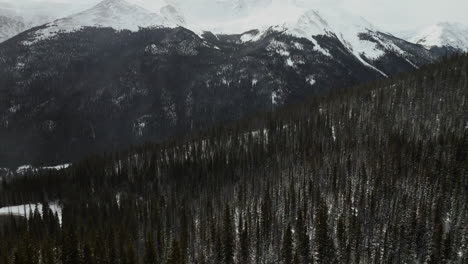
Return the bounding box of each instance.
[94,0,135,9]
[411,22,468,51]
[25,0,175,44]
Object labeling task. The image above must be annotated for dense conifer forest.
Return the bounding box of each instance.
[0,25,435,167]
[0,54,467,264]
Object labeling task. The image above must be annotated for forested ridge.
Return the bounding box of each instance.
[0,24,435,167]
[0,54,467,264]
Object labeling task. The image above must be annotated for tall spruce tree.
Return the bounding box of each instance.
[314,199,335,264]
[223,206,234,264]
[167,240,183,264]
[281,223,293,264]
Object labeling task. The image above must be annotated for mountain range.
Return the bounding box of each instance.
[2,0,468,50]
[0,0,466,167]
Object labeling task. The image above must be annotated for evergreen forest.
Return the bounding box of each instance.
[0,54,467,264]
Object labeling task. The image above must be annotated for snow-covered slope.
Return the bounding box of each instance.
[0,9,25,43]
[0,0,105,43]
[28,0,178,43]
[19,0,421,71]
[11,0,433,78]
[287,8,388,75]
[163,0,420,75]
[0,203,62,223]
[410,22,468,51]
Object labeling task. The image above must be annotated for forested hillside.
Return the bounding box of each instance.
[0,54,466,264]
[0,24,436,167]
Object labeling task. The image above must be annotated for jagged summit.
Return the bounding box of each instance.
[213,4,402,76]
[287,8,381,59]
[26,0,177,43]
[167,1,396,75]
[410,22,468,51]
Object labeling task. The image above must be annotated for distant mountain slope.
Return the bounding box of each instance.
[410,22,468,53]
[0,10,26,43]
[0,8,54,43]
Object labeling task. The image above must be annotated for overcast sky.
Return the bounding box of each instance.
[1,0,467,33]
[336,0,468,32]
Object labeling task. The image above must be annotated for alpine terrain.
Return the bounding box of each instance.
[0,0,444,167]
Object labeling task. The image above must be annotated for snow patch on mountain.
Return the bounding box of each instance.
[267,40,290,56]
[307,75,316,86]
[240,30,262,43]
[16,164,71,174]
[410,22,468,51]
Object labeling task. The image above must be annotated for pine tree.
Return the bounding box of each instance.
[223,206,234,264]
[14,250,22,264]
[126,241,138,264]
[239,220,250,264]
[24,237,38,264]
[62,227,80,264]
[281,223,293,264]
[336,214,348,263]
[296,208,310,264]
[83,243,94,264]
[180,207,189,264]
[215,231,223,264]
[144,235,157,264]
[107,232,117,264]
[42,242,56,264]
[167,240,183,264]
[315,199,335,264]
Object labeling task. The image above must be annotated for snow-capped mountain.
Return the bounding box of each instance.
[154,0,424,72]
[0,0,90,43]
[0,7,53,43]
[19,0,433,76]
[410,22,468,51]
[28,0,180,43]
[0,9,26,43]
